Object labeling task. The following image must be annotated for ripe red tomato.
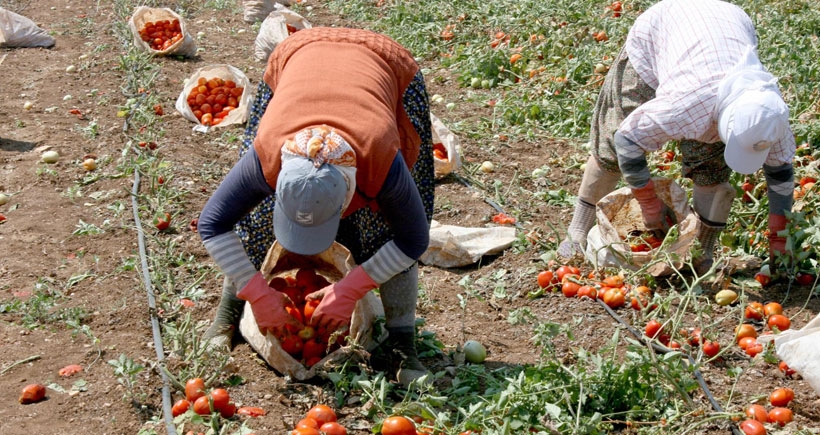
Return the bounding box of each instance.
[537,270,555,289]
[19,384,46,404]
[745,404,767,423]
[795,272,816,286]
[155,212,172,231]
[767,314,791,331]
[193,395,211,415]
[735,324,758,343]
[778,361,796,377]
[210,388,230,412]
[745,342,764,357]
[219,402,236,418]
[739,419,766,435]
[737,336,757,351]
[292,428,321,435]
[381,416,417,435]
[602,288,625,308]
[306,404,337,426]
[702,341,720,358]
[763,302,783,317]
[769,387,794,407]
[767,407,793,427]
[185,378,206,402]
[320,422,348,435]
[577,285,597,300]
[172,399,191,417]
[745,302,764,321]
[297,418,319,429]
[302,339,326,364]
[303,298,320,323]
[645,320,663,339]
[281,334,304,356]
[555,265,578,282]
[754,272,772,287]
[561,280,580,297]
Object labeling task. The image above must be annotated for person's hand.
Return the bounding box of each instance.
[237,272,302,337]
[305,266,377,333]
[631,179,677,237]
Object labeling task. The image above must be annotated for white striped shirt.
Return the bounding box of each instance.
[621,0,794,166]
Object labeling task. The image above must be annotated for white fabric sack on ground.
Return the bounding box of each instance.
[758,313,820,397]
[431,113,462,179]
[253,3,312,62]
[420,220,517,268]
[0,7,55,48]
[243,0,292,23]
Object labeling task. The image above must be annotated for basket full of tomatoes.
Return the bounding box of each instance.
[239,241,386,380]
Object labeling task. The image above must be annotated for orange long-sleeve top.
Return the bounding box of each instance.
[254,27,421,216]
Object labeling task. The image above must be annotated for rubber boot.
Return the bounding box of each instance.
[558,155,620,261]
[369,327,429,387]
[202,277,245,351]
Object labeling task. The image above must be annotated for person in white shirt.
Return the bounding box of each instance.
[558,0,796,275]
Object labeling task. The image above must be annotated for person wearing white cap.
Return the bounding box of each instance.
[197,27,435,387]
[558,0,796,275]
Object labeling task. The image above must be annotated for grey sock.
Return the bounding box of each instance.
[379,264,419,330]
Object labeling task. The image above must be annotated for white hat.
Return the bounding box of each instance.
[716,62,790,175]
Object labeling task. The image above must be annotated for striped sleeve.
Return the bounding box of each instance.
[361,240,415,284]
[202,231,258,291]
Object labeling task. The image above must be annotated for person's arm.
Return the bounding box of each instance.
[198,146,275,289]
[364,152,430,283]
[615,131,676,234]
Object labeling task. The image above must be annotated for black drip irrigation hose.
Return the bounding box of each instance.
[131,170,178,435]
[453,171,741,434]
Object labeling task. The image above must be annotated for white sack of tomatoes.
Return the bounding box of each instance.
[0,7,55,48]
[239,241,386,381]
[243,0,292,23]
[585,177,698,276]
[431,113,462,179]
[758,313,820,397]
[254,3,312,62]
[175,64,252,132]
[128,7,196,57]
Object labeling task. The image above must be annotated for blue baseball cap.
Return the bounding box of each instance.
[273,157,347,255]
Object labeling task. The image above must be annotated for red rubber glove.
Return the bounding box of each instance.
[305,266,377,333]
[768,213,788,260]
[237,272,302,337]
[631,179,677,237]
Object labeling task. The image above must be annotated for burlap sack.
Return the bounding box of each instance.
[431,113,461,179]
[253,4,312,62]
[128,7,196,57]
[175,64,252,133]
[239,242,385,380]
[585,178,699,276]
[0,7,55,48]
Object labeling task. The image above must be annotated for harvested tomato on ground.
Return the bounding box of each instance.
[491,212,516,225]
[19,383,46,404]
